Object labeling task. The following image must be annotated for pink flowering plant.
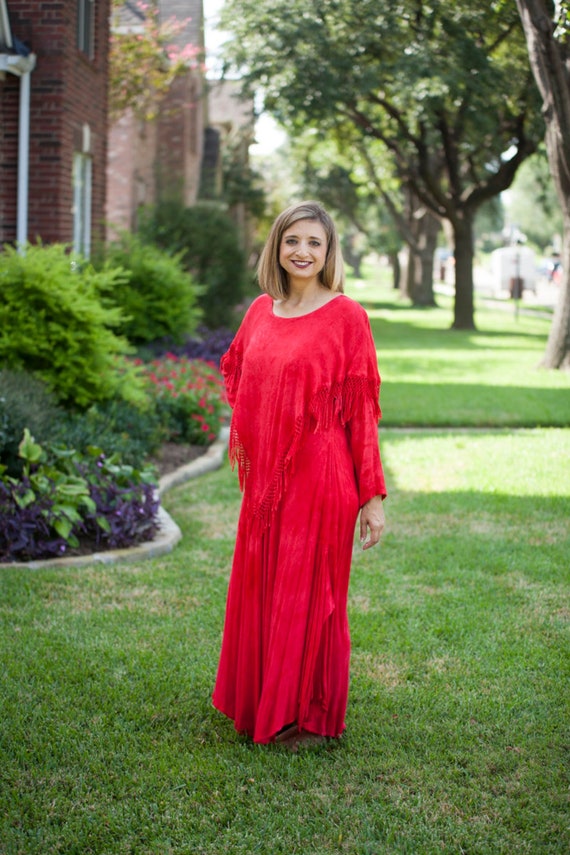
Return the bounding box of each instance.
[139,354,227,445]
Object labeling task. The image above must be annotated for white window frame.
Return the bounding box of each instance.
[72,151,92,257]
[77,0,95,58]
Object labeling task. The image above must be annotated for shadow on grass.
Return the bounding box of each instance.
[368,314,551,349]
[378,382,570,427]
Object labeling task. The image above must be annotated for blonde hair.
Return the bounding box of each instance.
[257,201,345,299]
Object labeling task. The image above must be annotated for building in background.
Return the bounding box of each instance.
[0,0,255,253]
[106,0,206,237]
[0,0,110,254]
[206,77,255,253]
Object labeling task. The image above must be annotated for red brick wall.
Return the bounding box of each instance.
[0,73,20,243]
[0,0,110,248]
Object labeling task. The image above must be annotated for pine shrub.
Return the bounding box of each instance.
[0,243,144,408]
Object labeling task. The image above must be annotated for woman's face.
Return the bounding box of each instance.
[279,219,328,284]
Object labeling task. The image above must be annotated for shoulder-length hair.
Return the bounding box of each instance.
[257,201,345,299]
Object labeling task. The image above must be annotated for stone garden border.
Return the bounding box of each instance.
[3,429,229,570]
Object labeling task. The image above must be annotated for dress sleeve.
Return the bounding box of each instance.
[346,311,387,505]
[220,295,268,407]
[220,335,243,409]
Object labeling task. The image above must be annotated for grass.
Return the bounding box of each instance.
[345,270,570,427]
[1,280,569,854]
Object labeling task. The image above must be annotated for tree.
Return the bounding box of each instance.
[222,0,544,328]
[515,0,570,368]
[506,147,564,251]
[109,0,200,121]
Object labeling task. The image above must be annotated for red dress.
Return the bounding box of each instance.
[212,294,386,743]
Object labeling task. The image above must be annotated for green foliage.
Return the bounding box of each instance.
[56,398,163,467]
[221,136,266,218]
[221,0,546,328]
[140,354,227,445]
[0,370,63,477]
[0,243,143,408]
[139,202,248,328]
[5,428,98,545]
[109,0,200,121]
[504,148,564,251]
[474,196,505,253]
[102,234,203,345]
[0,428,159,559]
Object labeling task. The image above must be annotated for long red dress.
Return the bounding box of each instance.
[212,293,386,743]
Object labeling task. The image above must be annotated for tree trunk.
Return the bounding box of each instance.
[451,212,476,330]
[389,251,401,290]
[408,210,439,306]
[404,245,414,300]
[516,0,570,367]
[541,211,570,368]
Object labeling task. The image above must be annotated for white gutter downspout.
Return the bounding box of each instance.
[17,67,32,249]
[0,51,37,251]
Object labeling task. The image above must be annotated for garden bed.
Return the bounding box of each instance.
[150,442,206,478]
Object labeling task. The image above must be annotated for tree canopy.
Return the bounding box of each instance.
[222,0,545,328]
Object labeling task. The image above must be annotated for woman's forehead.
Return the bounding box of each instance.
[282,219,327,239]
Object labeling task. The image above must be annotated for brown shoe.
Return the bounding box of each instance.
[274,723,299,743]
[280,730,328,752]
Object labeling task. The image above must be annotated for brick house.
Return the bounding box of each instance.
[106,1,256,246]
[0,0,110,254]
[106,0,206,236]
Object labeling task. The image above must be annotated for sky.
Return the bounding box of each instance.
[203,0,286,155]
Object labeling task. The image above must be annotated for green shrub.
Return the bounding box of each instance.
[0,370,63,477]
[56,399,163,466]
[138,202,248,328]
[0,243,144,408]
[102,234,203,345]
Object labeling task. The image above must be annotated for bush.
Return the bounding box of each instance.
[0,370,63,477]
[0,243,145,408]
[137,325,235,368]
[138,202,248,328]
[0,429,159,563]
[140,354,227,445]
[102,234,203,345]
[55,398,163,467]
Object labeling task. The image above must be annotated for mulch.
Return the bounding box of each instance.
[150,442,207,478]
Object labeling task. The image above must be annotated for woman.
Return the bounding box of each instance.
[212,201,386,748]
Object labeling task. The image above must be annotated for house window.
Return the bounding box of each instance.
[77,0,94,58]
[72,152,92,257]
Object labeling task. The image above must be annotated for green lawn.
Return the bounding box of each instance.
[345,273,570,427]
[1,284,569,854]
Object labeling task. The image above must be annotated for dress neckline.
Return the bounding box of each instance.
[270,293,345,320]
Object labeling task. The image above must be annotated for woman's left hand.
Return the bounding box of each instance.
[360,496,386,550]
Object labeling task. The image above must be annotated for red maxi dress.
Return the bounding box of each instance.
[212,293,386,743]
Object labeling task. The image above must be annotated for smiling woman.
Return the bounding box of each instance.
[212,201,387,747]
